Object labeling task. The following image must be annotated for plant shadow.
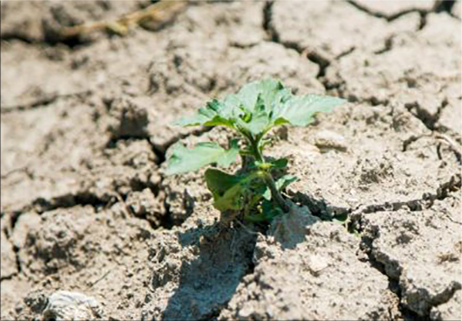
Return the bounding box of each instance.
[162,223,257,320]
[162,193,326,319]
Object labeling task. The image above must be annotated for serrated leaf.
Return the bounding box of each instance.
[272,94,345,127]
[174,78,345,141]
[237,78,283,113]
[263,174,298,200]
[165,140,239,175]
[174,99,236,128]
[233,79,288,135]
[235,105,271,135]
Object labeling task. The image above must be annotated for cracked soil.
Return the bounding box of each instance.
[1,1,461,320]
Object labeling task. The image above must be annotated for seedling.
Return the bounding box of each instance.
[166,78,345,223]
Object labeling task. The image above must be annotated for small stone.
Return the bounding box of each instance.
[314,130,348,151]
[42,291,102,321]
[306,254,329,276]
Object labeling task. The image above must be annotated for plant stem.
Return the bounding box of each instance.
[262,172,289,212]
[248,135,289,212]
[248,135,264,162]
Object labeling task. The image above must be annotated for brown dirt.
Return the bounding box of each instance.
[1,1,461,320]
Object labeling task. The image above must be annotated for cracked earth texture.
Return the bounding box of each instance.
[1,1,461,320]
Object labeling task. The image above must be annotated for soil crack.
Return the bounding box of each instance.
[262,0,279,43]
[1,225,23,283]
[262,0,332,80]
[402,133,461,163]
[353,174,461,216]
[374,35,394,55]
[0,246,21,283]
[148,127,213,166]
[0,33,36,45]
[8,191,111,222]
[2,127,211,235]
[292,173,460,231]
[1,30,89,48]
[1,90,93,114]
[359,207,462,320]
[405,99,448,131]
[359,233,428,321]
[404,97,462,160]
[347,0,428,24]
[433,0,459,18]
[335,46,356,59]
[347,0,460,30]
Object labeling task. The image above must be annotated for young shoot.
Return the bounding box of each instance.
[165,78,345,223]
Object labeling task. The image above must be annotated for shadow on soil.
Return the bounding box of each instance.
[162,224,257,320]
[163,197,324,319]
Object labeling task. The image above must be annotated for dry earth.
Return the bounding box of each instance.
[1,1,461,320]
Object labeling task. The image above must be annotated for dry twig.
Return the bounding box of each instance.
[61,1,187,38]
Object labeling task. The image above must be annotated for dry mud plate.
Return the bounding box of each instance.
[1,1,461,320]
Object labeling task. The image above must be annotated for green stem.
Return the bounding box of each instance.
[248,135,264,162]
[248,135,289,212]
[262,172,289,212]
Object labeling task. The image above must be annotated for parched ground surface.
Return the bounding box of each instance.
[1,1,461,320]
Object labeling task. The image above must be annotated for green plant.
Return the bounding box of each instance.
[165,78,345,223]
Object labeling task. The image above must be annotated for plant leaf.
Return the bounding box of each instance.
[213,180,247,212]
[205,169,242,199]
[205,169,265,212]
[205,169,248,211]
[270,158,288,170]
[235,104,271,136]
[237,78,283,113]
[165,140,239,175]
[272,94,345,127]
[233,78,288,135]
[244,199,284,223]
[174,99,236,128]
[173,78,345,140]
